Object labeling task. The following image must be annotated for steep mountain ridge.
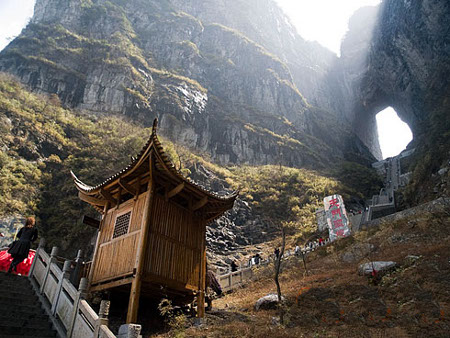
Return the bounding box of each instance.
[0,0,376,168]
[338,0,450,160]
[0,74,381,259]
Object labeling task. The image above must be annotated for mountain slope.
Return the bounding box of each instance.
[0,74,381,258]
[0,0,376,168]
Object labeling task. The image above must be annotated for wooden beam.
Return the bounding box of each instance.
[90,276,133,292]
[78,192,108,207]
[119,179,138,196]
[197,231,206,318]
[167,182,185,199]
[116,187,122,207]
[192,196,208,211]
[134,177,141,201]
[100,189,117,206]
[127,152,155,324]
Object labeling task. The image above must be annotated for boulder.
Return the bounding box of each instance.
[358,261,396,275]
[255,294,284,311]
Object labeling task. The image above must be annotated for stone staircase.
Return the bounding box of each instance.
[0,271,58,338]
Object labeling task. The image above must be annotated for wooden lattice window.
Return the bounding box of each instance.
[113,211,131,238]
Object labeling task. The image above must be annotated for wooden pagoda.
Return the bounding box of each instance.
[71,119,237,323]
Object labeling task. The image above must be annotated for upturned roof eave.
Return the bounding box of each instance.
[71,118,238,205]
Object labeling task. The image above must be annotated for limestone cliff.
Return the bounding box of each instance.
[338,0,450,159]
[0,0,375,168]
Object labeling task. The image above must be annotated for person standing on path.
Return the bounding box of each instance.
[274,247,280,260]
[7,217,38,273]
[230,260,238,272]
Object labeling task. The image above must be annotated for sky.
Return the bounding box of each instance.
[0,0,412,159]
[376,107,413,159]
[0,0,35,51]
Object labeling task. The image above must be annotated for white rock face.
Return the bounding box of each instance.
[255,293,285,310]
[358,261,396,275]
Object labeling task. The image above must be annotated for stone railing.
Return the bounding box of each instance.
[29,239,116,338]
[217,240,331,292]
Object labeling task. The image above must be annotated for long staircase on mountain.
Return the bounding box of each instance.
[0,271,58,337]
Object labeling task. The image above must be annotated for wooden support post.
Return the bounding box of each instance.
[51,260,71,315]
[134,177,141,201]
[127,153,155,324]
[197,241,206,319]
[116,187,123,208]
[29,238,45,279]
[40,246,58,294]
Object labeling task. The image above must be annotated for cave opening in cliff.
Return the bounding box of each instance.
[376,107,413,159]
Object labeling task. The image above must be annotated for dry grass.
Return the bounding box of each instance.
[151,210,450,338]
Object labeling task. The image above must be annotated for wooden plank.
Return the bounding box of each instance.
[79,192,107,207]
[119,179,138,196]
[142,273,198,292]
[167,183,185,199]
[99,230,141,247]
[197,245,206,318]
[92,231,140,283]
[90,276,134,292]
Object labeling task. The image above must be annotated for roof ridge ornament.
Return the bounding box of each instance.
[152,118,158,135]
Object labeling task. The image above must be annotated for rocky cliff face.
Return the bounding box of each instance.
[0,0,447,170]
[339,0,450,157]
[0,0,376,169]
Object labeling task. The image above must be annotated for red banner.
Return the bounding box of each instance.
[0,249,35,276]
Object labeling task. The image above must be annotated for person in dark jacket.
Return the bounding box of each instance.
[230,260,238,272]
[7,217,38,273]
[205,264,223,310]
[274,247,280,259]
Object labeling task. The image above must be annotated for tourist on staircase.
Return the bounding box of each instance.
[7,217,38,273]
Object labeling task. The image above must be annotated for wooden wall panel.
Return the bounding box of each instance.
[98,210,114,245]
[129,192,147,233]
[144,195,205,289]
[92,231,140,284]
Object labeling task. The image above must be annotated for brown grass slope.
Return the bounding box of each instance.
[156,203,450,338]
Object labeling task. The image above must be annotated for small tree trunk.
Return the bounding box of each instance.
[274,227,286,323]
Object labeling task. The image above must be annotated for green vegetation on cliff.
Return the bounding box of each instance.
[0,73,149,252]
[0,74,381,254]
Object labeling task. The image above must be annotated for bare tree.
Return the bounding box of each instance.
[274,225,286,303]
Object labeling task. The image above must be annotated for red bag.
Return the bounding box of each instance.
[0,249,35,276]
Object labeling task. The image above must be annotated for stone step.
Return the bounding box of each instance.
[0,286,36,297]
[0,302,44,316]
[0,271,58,338]
[0,326,57,337]
[2,336,56,338]
[1,336,56,338]
[0,273,32,282]
[0,312,50,323]
[0,316,53,330]
[0,294,40,307]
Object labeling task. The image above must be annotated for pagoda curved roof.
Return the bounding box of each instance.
[71,118,237,219]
